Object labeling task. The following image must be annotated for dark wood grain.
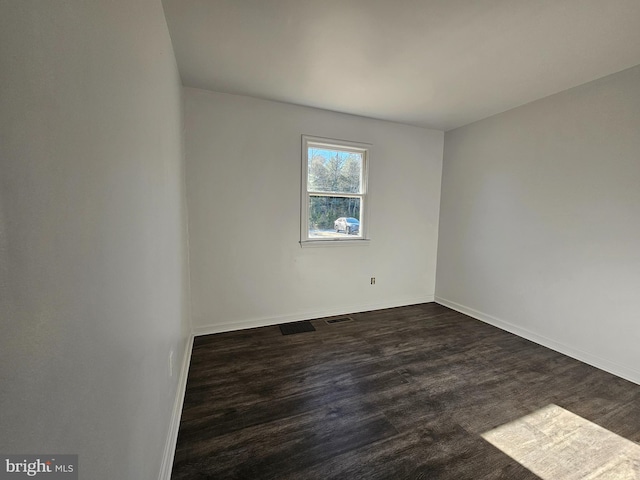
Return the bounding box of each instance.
[172,302,640,479]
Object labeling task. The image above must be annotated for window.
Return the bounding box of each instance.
[301,135,370,245]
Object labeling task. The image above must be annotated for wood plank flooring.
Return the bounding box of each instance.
[171,303,640,479]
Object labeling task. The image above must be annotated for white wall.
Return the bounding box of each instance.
[0,2,190,479]
[436,64,640,384]
[185,89,443,333]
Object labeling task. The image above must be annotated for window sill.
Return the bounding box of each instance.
[300,238,371,248]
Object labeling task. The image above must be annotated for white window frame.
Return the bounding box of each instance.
[300,135,371,247]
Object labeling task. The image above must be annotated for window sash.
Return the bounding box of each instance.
[307,191,363,198]
[301,135,370,244]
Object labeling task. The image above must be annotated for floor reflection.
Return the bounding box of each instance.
[482,404,640,480]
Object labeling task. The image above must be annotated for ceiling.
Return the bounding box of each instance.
[162,0,640,131]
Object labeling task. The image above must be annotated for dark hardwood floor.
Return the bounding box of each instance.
[171,303,640,479]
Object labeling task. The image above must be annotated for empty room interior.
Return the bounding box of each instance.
[2,1,640,479]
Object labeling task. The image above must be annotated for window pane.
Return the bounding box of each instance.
[308,148,362,193]
[308,196,361,238]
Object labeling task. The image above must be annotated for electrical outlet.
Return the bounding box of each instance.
[370,277,376,285]
[169,350,174,377]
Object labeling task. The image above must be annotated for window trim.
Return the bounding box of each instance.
[300,135,371,247]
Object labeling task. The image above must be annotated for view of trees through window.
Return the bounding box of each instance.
[307,147,363,238]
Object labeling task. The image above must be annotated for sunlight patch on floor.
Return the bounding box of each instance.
[482,404,640,480]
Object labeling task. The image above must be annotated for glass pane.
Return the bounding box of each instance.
[308,147,362,193]
[308,196,362,238]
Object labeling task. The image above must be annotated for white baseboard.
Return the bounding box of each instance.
[158,334,194,480]
[435,296,640,386]
[193,295,435,336]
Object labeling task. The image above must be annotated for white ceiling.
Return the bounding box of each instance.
[162,0,640,131]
